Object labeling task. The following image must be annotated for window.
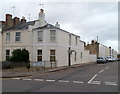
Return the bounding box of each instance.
[6,50,10,61]
[75,37,77,45]
[75,52,77,61]
[69,34,71,45]
[50,50,56,62]
[15,32,21,42]
[81,52,82,58]
[37,50,42,61]
[50,30,56,41]
[6,33,10,42]
[38,31,43,42]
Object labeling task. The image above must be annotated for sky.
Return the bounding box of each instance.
[0,1,118,52]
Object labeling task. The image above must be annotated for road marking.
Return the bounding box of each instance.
[59,80,69,83]
[46,80,55,82]
[73,81,84,84]
[99,69,105,73]
[89,81,101,85]
[22,78,32,81]
[105,66,110,70]
[105,82,117,86]
[88,74,97,84]
[34,79,44,81]
[12,78,21,80]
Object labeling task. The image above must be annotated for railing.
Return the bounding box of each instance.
[30,60,57,69]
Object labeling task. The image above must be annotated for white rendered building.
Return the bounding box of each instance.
[1,9,96,67]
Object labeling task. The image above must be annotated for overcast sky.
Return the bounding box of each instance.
[0,1,118,52]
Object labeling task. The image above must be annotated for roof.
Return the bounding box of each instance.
[2,20,80,37]
[2,21,35,32]
[33,24,80,37]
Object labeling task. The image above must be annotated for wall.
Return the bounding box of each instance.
[2,29,33,61]
[0,27,2,62]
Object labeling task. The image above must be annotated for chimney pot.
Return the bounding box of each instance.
[21,16,26,24]
[13,17,20,26]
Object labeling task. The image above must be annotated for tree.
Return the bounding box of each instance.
[9,48,30,63]
[9,49,30,71]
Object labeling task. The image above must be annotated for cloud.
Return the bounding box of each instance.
[0,2,118,51]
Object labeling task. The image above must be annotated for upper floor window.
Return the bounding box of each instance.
[6,33,10,42]
[38,31,43,42]
[75,36,77,45]
[50,30,56,41]
[69,34,71,45]
[15,32,21,42]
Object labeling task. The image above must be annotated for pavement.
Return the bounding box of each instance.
[1,62,95,78]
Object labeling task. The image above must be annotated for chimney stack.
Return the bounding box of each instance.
[5,14,14,28]
[13,17,20,26]
[21,16,26,24]
[55,22,60,28]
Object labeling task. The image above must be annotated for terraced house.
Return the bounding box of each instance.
[0,9,97,67]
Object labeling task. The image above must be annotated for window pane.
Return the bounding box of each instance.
[15,32,21,41]
[6,50,10,61]
[50,56,56,62]
[50,50,55,55]
[50,30,56,35]
[38,31,43,42]
[16,32,21,36]
[37,56,42,61]
[50,30,56,41]
[6,50,10,55]
[6,33,10,42]
[38,50,42,55]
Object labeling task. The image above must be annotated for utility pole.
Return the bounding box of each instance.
[97,36,99,58]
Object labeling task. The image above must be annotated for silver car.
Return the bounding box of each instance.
[97,57,107,64]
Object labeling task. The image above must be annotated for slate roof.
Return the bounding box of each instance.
[2,21,35,32]
[2,20,80,37]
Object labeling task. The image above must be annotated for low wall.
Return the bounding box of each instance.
[89,54,97,62]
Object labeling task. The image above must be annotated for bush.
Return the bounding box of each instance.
[9,48,30,63]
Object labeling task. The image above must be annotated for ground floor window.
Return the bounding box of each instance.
[37,50,42,61]
[81,52,83,58]
[50,50,56,62]
[6,50,10,61]
[75,52,77,61]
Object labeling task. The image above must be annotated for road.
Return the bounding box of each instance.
[2,61,118,92]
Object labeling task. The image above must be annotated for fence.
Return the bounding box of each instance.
[1,60,57,69]
[30,60,57,68]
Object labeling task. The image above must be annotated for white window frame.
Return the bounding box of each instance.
[75,36,77,45]
[6,33,10,42]
[80,52,83,58]
[50,49,56,62]
[75,52,77,61]
[69,34,71,45]
[6,50,10,61]
[50,30,56,42]
[37,50,42,61]
[15,32,21,42]
[38,31,43,42]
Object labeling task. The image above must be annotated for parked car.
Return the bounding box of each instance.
[97,57,107,64]
[107,57,113,62]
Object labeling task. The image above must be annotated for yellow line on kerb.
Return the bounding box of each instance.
[0,75,32,80]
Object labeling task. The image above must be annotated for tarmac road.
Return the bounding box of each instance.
[2,61,118,92]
